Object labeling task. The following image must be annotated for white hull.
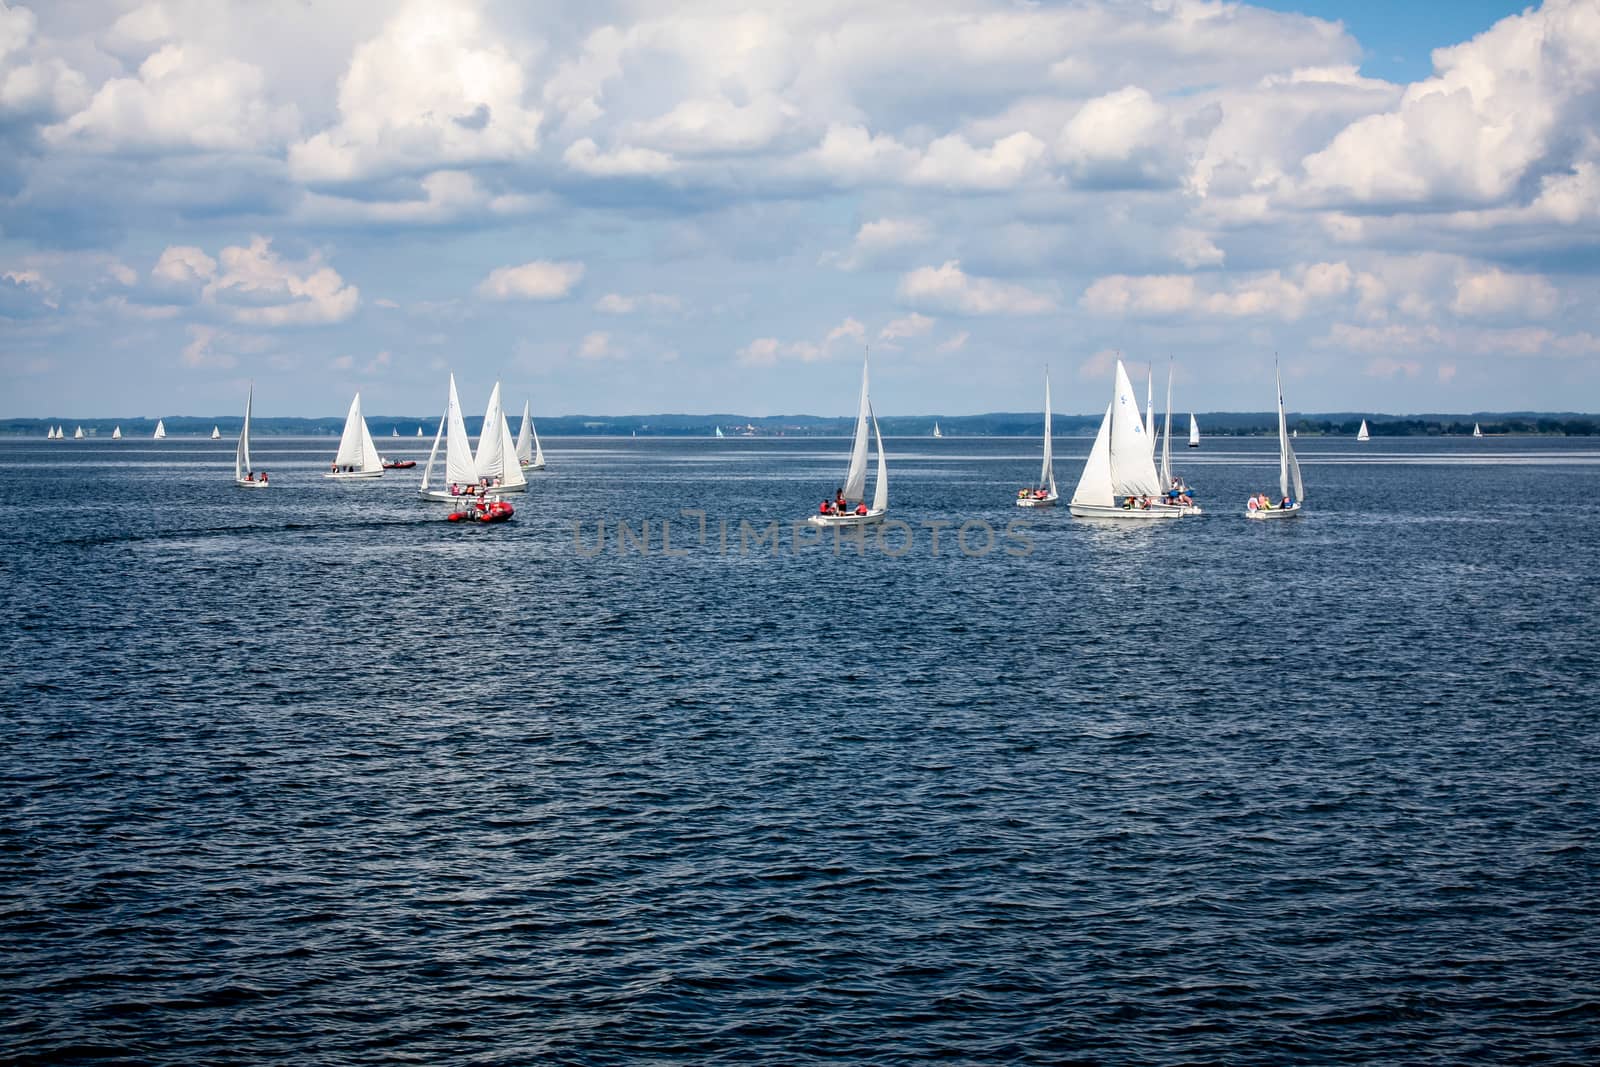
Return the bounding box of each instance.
[420,485,524,501]
[1246,504,1302,520]
[235,478,271,489]
[1154,501,1203,516]
[807,508,886,528]
[1069,502,1182,520]
[520,460,546,471]
[323,469,384,480]
[1016,494,1058,508]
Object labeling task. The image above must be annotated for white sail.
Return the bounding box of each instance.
[1159,364,1174,489]
[416,426,423,437]
[236,383,254,479]
[932,421,942,438]
[1041,371,1056,494]
[210,426,220,439]
[1144,368,1155,458]
[475,382,507,479]
[1357,419,1370,441]
[515,401,534,465]
[1189,414,1199,447]
[153,419,166,439]
[332,392,382,473]
[1109,360,1162,497]
[111,426,121,439]
[1473,422,1483,438]
[73,426,84,439]
[515,400,546,469]
[1277,364,1305,503]
[870,410,889,513]
[392,428,398,437]
[714,426,725,438]
[841,357,871,503]
[494,405,527,491]
[1071,403,1115,507]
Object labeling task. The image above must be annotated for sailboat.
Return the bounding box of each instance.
[235,384,270,488]
[807,353,888,527]
[73,426,85,439]
[1155,364,1202,515]
[111,426,121,440]
[1188,413,1200,448]
[1356,419,1370,442]
[210,426,221,439]
[515,400,546,470]
[1069,359,1177,520]
[932,421,943,439]
[46,426,58,439]
[1016,370,1057,507]
[714,426,725,438]
[1473,422,1483,438]
[1245,362,1304,520]
[392,428,399,438]
[153,419,166,440]
[416,426,423,437]
[473,383,528,493]
[419,375,479,502]
[324,392,384,479]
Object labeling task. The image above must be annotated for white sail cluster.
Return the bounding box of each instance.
[418,375,543,501]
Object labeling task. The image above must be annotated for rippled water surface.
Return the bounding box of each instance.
[3,435,1599,1064]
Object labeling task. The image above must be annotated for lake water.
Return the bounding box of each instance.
[2,434,1598,1063]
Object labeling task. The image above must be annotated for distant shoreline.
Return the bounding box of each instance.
[6,413,1599,438]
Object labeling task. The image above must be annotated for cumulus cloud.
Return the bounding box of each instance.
[478,260,584,301]
[45,44,296,153]
[563,137,677,176]
[181,324,235,368]
[289,0,542,183]
[1451,268,1561,318]
[1297,0,1600,208]
[879,312,935,343]
[826,217,932,271]
[1081,262,1358,320]
[202,237,360,326]
[577,331,623,360]
[737,317,864,366]
[152,245,217,289]
[898,260,1055,315]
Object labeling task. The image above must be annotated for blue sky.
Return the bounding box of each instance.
[2,0,1596,419]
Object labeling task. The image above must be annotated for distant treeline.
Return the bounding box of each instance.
[6,412,1599,438]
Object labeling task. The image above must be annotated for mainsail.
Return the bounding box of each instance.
[1276,363,1305,503]
[1037,370,1056,495]
[333,392,382,473]
[842,357,872,503]
[236,384,255,479]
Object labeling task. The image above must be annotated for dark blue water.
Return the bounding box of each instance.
[3,435,1598,1064]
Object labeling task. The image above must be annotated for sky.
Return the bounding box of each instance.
[2,0,1597,419]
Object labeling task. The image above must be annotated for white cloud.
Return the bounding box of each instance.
[1451,268,1560,318]
[202,236,360,326]
[937,330,969,354]
[1169,229,1224,269]
[563,137,677,176]
[1298,1,1600,208]
[737,317,864,366]
[181,324,235,368]
[577,331,623,360]
[1081,263,1356,320]
[879,313,935,342]
[898,260,1055,315]
[827,217,932,271]
[289,0,542,182]
[478,260,584,301]
[631,93,795,155]
[595,291,681,314]
[299,170,547,224]
[152,245,217,288]
[45,44,295,153]
[910,130,1047,190]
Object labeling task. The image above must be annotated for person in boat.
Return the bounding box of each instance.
[834,487,847,512]
[1018,488,1029,499]
[1280,494,1294,509]
[244,472,253,482]
[259,471,267,483]
[1246,494,1259,512]
[855,502,868,515]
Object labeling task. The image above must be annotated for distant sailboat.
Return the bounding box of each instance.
[73,426,84,439]
[416,426,423,437]
[932,421,943,439]
[714,426,725,438]
[1473,422,1483,438]
[419,375,479,502]
[1246,362,1303,520]
[235,383,270,488]
[324,392,384,479]
[153,419,166,440]
[1356,419,1370,442]
[515,400,546,470]
[474,383,528,493]
[210,426,221,439]
[1188,413,1200,448]
[111,426,121,440]
[1069,359,1177,520]
[807,353,888,527]
[392,428,399,438]
[1015,370,1057,507]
